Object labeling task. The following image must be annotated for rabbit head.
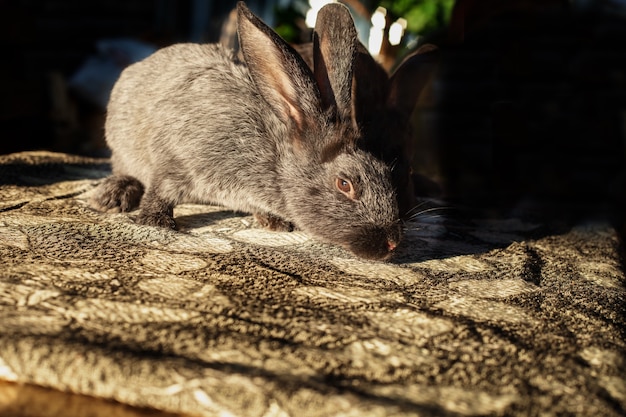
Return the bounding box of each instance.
[281,138,402,260]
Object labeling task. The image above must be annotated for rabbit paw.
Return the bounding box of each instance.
[135,191,177,230]
[254,212,295,232]
[91,175,144,213]
[136,210,177,230]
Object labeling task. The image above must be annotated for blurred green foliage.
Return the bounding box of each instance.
[274,5,306,43]
[379,0,455,35]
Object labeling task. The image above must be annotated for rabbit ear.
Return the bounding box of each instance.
[237,2,320,131]
[313,3,358,122]
[387,44,439,120]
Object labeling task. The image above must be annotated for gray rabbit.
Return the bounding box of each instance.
[91,2,401,260]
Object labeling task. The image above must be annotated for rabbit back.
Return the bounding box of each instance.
[105,43,287,216]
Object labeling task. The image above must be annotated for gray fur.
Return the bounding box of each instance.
[91,2,401,260]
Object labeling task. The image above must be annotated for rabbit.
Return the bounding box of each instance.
[362,42,440,220]
[295,30,440,220]
[90,1,401,261]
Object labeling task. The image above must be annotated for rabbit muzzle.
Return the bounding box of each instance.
[342,222,402,261]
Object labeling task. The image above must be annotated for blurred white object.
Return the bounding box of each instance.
[305,0,337,28]
[69,38,156,109]
[368,7,386,56]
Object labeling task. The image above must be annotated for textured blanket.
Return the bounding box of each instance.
[0,151,624,416]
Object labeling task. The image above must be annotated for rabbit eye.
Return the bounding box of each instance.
[335,177,356,200]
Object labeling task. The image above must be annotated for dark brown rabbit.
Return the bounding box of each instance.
[366,43,440,219]
[91,2,401,260]
[297,24,439,219]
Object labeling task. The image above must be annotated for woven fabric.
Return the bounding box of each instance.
[0,151,624,416]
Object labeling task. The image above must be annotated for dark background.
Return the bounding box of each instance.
[1,0,624,228]
[1,0,259,157]
[432,1,626,226]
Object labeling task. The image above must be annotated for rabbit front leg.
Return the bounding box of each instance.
[136,186,177,230]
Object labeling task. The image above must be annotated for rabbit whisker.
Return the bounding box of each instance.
[404,200,431,216]
[406,206,452,222]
